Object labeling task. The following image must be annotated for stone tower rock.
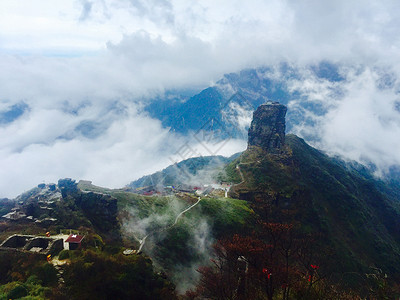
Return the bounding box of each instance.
[247,102,287,152]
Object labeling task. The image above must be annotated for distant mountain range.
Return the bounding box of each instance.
[144,62,400,191]
[145,61,344,140]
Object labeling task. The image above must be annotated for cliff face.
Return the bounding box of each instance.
[78,191,119,233]
[247,102,287,152]
[58,178,119,234]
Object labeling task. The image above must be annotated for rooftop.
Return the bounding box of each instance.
[65,234,84,243]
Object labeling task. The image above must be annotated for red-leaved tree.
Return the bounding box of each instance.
[191,222,326,300]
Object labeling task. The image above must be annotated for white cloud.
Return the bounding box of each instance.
[319,68,400,170]
[1,0,400,196]
[287,65,400,174]
[0,103,172,196]
[0,91,246,197]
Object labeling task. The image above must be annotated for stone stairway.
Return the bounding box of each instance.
[51,259,66,285]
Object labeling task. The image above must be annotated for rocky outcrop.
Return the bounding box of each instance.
[58,178,80,199]
[247,102,287,152]
[58,178,119,234]
[78,191,119,233]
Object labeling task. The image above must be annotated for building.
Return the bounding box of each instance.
[65,234,84,250]
[2,209,27,221]
[0,234,63,255]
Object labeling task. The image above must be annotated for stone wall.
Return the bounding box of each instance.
[0,234,64,255]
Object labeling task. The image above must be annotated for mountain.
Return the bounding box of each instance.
[145,62,344,140]
[128,154,240,190]
[136,101,400,282]
[0,179,120,239]
[0,179,180,299]
[225,103,400,282]
[135,101,400,296]
[0,175,253,297]
[2,101,400,298]
[144,63,400,191]
[135,101,400,285]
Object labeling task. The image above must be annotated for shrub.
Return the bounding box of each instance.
[25,275,40,285]
[34,263,58,286]
[7,284,28,299]
[58,250,70,260]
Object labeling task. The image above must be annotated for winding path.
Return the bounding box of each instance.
[229,158,258,190]
[136,196,202,252]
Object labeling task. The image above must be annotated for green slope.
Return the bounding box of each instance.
[227,134,400,281]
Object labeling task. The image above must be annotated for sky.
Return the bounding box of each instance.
[1,0,400,197]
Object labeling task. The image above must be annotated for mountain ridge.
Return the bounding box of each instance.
[137,101,400,285]
[1,101,400,297]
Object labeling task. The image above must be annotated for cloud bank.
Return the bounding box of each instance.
[295,66,400,173]
[1,0,400,197]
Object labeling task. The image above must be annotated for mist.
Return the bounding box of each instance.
[121,195,215,293]
[2,0,400,197]
[286,64,400,174]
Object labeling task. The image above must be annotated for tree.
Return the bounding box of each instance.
[63,249,177,300]
[194,222,327,300]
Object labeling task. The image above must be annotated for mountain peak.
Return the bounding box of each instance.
[247,101,287,152]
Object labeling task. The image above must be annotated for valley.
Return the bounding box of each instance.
[1,102,400,299]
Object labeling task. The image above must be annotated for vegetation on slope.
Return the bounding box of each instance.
[224,134,400,286]
[3,127,400,298]
[0,231,177,300]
